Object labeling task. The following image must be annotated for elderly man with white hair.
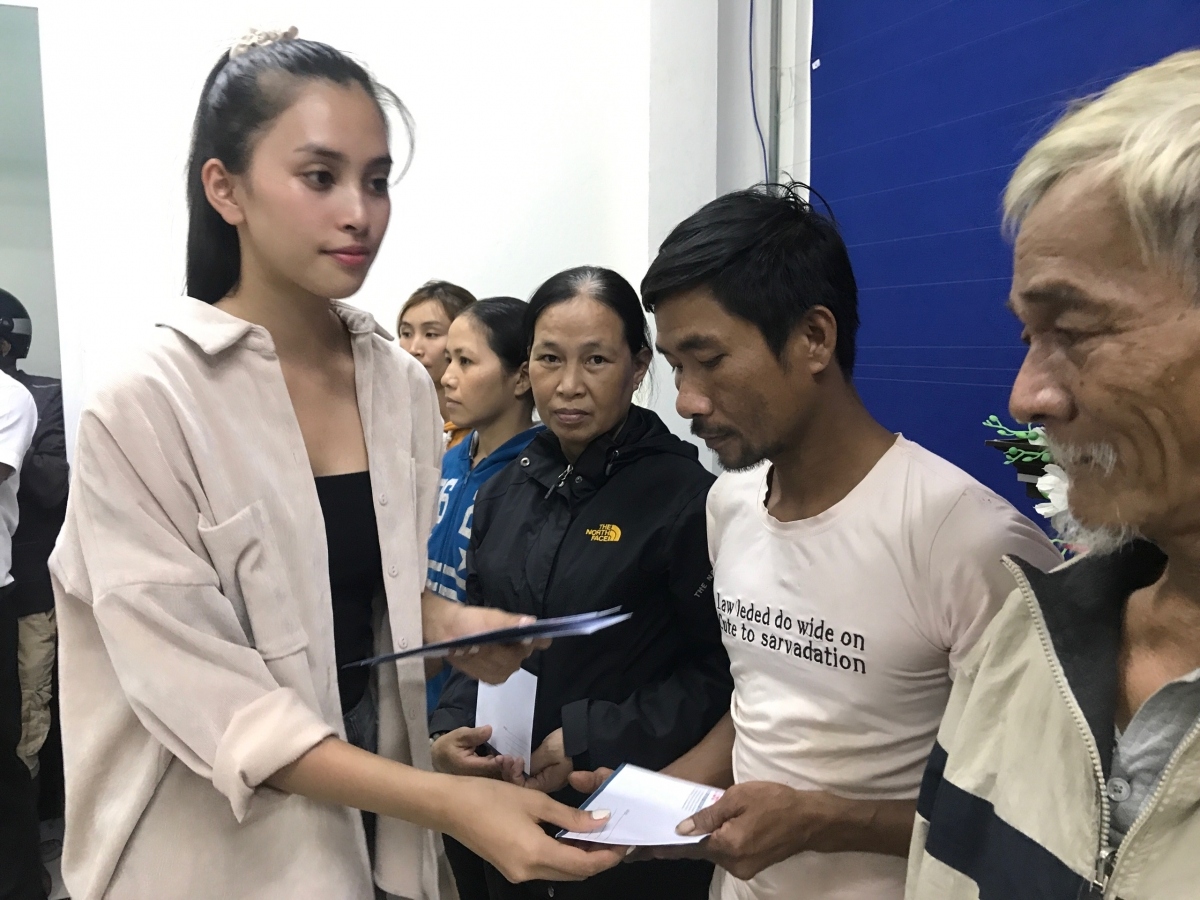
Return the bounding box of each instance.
[906,50,1200,900]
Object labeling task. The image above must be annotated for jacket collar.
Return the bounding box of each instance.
[517,405,684,492]
[1012,540,1167,777]
[486,425,545,464]
[455,425,544,476]
[157,297,392,357]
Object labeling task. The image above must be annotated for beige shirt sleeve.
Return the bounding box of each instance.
[55,397,334,822]
[926,485,1064,678]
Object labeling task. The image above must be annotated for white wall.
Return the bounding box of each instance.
[717,0,772,193]
[34,0,655,452]
[780,0,814,186]
[0,175,58,378]
[0,3,60,378]
[643,0,719,454]
[29,0,809,458]
[717,0,813,193]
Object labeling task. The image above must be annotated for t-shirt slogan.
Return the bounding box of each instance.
[716,591,867,675]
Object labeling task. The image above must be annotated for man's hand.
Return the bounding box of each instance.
[498,754,528,786]
[661,782,917,880]
[672,782,811,879]
[445,778,624,883]
[431,726,503,778]
[421,592,551,684]
[522,728,573,793]
[568,767,614,795]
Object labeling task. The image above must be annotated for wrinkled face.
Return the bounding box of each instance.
[229,80,392,301]
[528,295,649,461]
[654,287,819,470]
[398,300,452,386]
[1008,169,1200,543]
[441,314,529,432]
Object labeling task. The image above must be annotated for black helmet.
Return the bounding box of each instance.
[0,289,31,359]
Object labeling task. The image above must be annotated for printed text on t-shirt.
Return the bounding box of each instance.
[716,591,867,675]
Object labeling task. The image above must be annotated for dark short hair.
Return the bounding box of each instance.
[461,296,528,375]
[641,182,859,375]
[399,280,477,327]
[186,38,412,305]
[526,266,651,358]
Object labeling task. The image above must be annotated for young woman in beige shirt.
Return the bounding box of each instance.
[49,30,618,900]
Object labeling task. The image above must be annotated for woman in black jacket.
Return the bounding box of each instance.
[430,266,732,900]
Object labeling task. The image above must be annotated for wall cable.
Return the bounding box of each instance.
[749,0,770,184]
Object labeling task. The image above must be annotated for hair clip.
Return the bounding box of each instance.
[230,26,299,59]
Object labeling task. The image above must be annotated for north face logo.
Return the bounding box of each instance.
[585,524,622,542]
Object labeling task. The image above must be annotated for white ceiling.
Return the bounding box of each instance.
[0,4,50,177]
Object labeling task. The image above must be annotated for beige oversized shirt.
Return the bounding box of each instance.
[50,299,450,900]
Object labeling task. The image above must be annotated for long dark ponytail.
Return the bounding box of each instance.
[185,36,413,304]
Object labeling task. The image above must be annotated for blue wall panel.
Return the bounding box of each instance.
[810,0,1200,517]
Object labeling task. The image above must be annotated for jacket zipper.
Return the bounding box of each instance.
[537,464,579,619]
[1007,563,1113,898]
[1098,714,1200,897]
[543,464,574,500]
[1086,847,1116,898]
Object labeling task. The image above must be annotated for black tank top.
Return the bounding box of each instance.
[314,471,382,712]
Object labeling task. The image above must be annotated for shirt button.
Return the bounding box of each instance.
[389,565,399,577]
[547,889,555,898]
[378,493,388,506]
[399,638,409,649]
[520,457,530,467]
[1107,777,1132,803]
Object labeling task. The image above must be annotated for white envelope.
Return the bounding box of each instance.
[475,667,538,773]
[558,764,724,846]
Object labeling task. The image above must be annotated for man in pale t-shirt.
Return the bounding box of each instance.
[575,184,1061,900]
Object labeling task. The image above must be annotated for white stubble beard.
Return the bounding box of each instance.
[1042,434,1139,556]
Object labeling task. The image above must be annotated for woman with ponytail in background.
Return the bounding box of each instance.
[425,297,542,716]
[397,280,478,448]
[49,30,618,900]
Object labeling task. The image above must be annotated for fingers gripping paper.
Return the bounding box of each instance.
[558,765,724,846]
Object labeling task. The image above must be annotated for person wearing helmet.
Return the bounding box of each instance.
[0,287,66,899]
[0,291,32,363]
[0,287,41,899]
